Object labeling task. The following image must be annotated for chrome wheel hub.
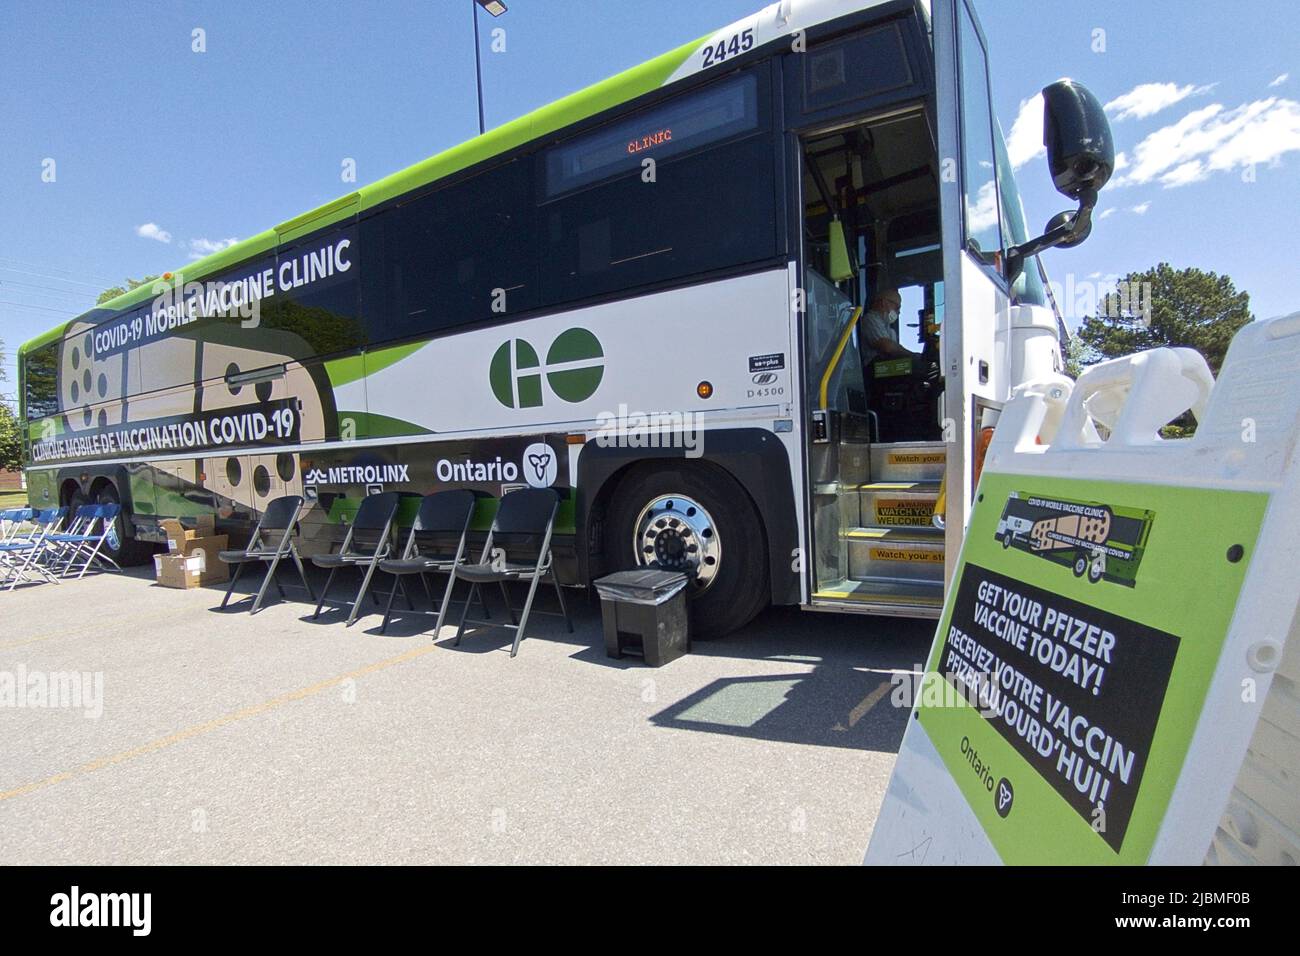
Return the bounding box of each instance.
[632,494,720,590]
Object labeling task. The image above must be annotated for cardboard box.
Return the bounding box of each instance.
[160,516,216,552]
[153,532,229,588]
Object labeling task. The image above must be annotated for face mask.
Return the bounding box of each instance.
[886,309,899,323]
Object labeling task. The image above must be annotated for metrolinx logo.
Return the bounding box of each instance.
[490,327,604,408]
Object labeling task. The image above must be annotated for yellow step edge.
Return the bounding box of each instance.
[813,589,945,606]
[841,527,944,542]
[854,482,942,492]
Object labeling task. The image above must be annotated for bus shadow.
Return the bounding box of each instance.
[646,606,934,753]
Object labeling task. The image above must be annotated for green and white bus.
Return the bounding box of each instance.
[17,0,1114,635]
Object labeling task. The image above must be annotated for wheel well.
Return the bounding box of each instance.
[585,460,640,570]
[576,428,800,606]
[59,479,81,506]
[587,458,770,581]
[89,476,116,501]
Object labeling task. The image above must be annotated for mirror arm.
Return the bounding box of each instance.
[1004,186,1099,284]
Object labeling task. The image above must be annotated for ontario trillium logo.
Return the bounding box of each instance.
[522,442,558,488]
[490,327,604,408]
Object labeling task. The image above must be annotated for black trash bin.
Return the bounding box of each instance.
[594,568,690,666]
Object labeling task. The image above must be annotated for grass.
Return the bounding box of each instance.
[0,491,29,509]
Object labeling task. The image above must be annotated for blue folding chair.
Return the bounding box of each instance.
[43,504,122,579]
[0,508,34,545]
[1,508,64,590]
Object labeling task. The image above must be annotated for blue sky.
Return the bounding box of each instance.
[2,0,1297,393]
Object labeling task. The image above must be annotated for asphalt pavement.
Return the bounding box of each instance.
[0,565,935,864]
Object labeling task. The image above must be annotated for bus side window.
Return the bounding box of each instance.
[23,341,60,420]
[360,160,536,344]
[537,69,778,309]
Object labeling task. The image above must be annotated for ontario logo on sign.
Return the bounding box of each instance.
[490,328,604,409]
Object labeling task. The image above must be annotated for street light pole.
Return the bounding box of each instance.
[472,1,485,135]
[471,0,507,136]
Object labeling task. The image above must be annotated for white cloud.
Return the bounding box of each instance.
[1006,92,1045,169]
[1097,208,1117,220]
[1113,96,1300,188]
[1159,160,1206,187]
[136,222,172,243]
[1269,73,1290,88]
[188,236,239,258]
[1129,202,1151,215]
[1104,82,1215,121]
[966,180,1000,235]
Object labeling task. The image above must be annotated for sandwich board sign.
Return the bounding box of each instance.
[867,316,1300,865]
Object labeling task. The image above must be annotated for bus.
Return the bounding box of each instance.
[996,492,1156,587]
[16,0,1115,635]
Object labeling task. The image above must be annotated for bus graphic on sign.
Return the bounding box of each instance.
[995,492,1155,587]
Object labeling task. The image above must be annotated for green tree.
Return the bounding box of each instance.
[97,274,160,305]
[0,338,20,471]
[0,400,21,472]
[1075,263,1252,376]
[1062,335,1087,380]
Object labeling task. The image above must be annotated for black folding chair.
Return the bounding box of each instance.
[374,490,492,635]
[311,492,400,627]
[218,495,315,614]
[452,487,573,657]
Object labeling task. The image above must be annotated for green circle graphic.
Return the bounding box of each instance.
[489,338,543,408]
[546,328,604,403]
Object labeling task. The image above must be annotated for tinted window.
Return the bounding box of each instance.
[803,25,912,113]
[360,159,536,344]
[264,226,365,357]
[958,2,1003,267]
[991,87,1047,307]
[23,342,59,420]
[539,70,777,305]
[545,73,758,198]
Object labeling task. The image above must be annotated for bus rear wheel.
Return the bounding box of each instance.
[95,483,156,567]
[604,462,768,638]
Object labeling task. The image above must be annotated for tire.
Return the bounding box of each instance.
[95,483,156,567]
[63,487,89,530]
[1072,555,1088,577]
[603,462,768,638]
[1087,560,1104,584]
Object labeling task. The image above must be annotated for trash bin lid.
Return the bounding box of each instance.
[594,567,689,604]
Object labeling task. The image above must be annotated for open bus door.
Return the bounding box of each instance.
[802,0,1009,616]
[933,0,1013,588]
[804,0,1113,615]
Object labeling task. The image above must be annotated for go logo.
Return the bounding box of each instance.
[490,327,604,409]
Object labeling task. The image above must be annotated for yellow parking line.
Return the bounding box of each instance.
[0,610,179,651]
[0,641,442,803]
[846,679,894,728]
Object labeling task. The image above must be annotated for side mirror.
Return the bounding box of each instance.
[1005,79,1114,283]
[1042,79,1115,200]
[1046,209,1091,248]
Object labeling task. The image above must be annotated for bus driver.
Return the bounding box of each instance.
[858,287,917,365]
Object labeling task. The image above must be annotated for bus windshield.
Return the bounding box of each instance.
[993,116,1048,308]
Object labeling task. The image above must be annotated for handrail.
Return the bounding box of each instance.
[818,306,863,411]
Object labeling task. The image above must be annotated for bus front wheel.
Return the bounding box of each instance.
[603,462,768,638]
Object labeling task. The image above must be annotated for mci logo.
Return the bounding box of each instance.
[490,328,604,409]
